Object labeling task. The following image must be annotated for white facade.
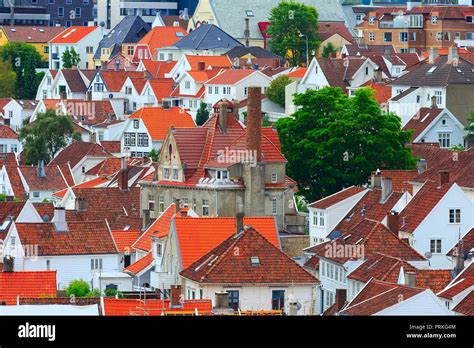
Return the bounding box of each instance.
[120,118,154,158]
[0,136,21,155]
[3,100,36,132]
[376,290,454,315]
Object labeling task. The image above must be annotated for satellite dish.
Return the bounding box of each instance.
[424,252,432,259]
[109,94,113,99]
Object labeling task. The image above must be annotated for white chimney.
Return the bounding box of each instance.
[53,207,68,232]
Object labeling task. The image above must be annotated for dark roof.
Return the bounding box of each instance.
[391,87,419,101]
[93,16,150,60]
[49,142,112,168]
[225,46,282,60]
[391,55,474,87]
[174,24,243,50]
[344,44,395,56]
[318,21,354,43]
[402,107,445,141]
[60,69,87,93]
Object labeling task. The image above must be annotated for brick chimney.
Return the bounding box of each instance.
[431,95,437,109]
[170,285,182,308]
[118,157,129,190]
[439,170,449,186]
[246,86,262,162]
[236,212,244,233]
[197,61,205,71]
[387,210,399,234]
[218,100,228,133]
[335,289,347,311]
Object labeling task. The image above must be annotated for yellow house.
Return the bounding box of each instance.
[0,26,65,61]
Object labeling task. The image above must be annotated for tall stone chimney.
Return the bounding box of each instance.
[246,86,262,162]
[439,170,449,186]
[37,160,46,178]
[118,157,129,190]
[170,285,183,308]
[335,289,347,312]
[387,210,399,235]
[218,100,228,133]
[380,177,393,203]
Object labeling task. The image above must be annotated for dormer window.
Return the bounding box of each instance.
[133,120,139,129]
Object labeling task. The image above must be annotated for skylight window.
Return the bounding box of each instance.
[427,66,438,74]
[250,256,260,266]
[176,32,184,37]
[245,10,254,17]
[0,219,10,231]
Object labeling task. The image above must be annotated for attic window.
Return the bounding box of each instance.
[245,10,254,17]
[250,256,260,266]
[0,219,10,231]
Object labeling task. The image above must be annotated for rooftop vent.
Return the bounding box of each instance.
[250,256,260,266]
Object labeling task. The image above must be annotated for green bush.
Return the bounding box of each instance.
[66,279,90,297]
[104,288,124,298]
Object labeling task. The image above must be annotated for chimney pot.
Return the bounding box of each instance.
[439,170,449,186]
[37,160,46,178]
[335,288,347,311]
[53,207,68,232]
[387,210,399,234]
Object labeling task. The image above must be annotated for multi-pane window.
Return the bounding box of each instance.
[438,133,451,148]
[137,133,149,147]
[185,81,190,89]
[214,87,218,94]
[208,86,212,94]
[313,211,325,227]
[436,32,443,41]
[227,290,239,310]
[432,15,438,24]
[434,90,443,105]
[127,46,134,56]
[369,32,375,41]
[449,209,461,223]
[124,133,136,146]
[271,290,285,311]
[399,32,408,42]
[383,32,392,42]
[430,239,442,254]
[172,168,178,181]
[272,197,277,215]
[159,196,165,212]
[202,199,209,216]
[148,194,155,211]
[163,168,170,180]
[271,173,277,183]
[90,258,103,270]
[369,16,375,25]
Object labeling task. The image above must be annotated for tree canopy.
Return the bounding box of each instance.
[0,42,43,99]
[0,59,16,98]
[266,74,292,108]
[196,102,210,126]
[20,109,82,165]
[266,1,320,66]
[321,42,337,58]
[276,87,416,202]
[62,47,81,69]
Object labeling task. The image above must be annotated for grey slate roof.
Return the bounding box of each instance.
[391,56,474,87]
[391,87,418,101]
[207,0,347,41]
[174,24,243,50]
[93,16,150,60]
[225,46,283,60]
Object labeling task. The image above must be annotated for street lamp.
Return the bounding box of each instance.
[299,33,309,67]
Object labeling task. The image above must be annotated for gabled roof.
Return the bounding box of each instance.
[361,80,392,104]
[453,290,474,315]
[129,107,195,141]
[410,148,474,188]
[407,143,452,169]
[344,44,395,56]
[60,69,88,93]
[0,152,17,167]
[205,69,261,85]
[93,16,150,60]
[111,230,141,253]
[49,141,112,168]
[0,271,57,305]
[318,21,354,43]
[370,170,418,194]
[174,216,279,269]
[309,186,365,209]
[225,46,283,60]
[398,181,452,234]
[448,228,474,257]
[286,68,307,79]
[185,55,232,70]
[124,252,153,276]
[305,218,424,264]
[340,278,425,315]
[146,78,174,102]
[174,24,242,50]
[181,227,318,284]
[50,26,98,44]
[102,298,213,316]
[14,220,118,255]
[18,165,68,191]
[99,140,121,154]
[141,60,177,78]
[138,26,188,53]
[132,203,176,252]
[437,263,474,299]
[0,125,18,139]
[1,26,65,43]
[98,71,145,92]
[315,57,368,90]
[402,107,445,141]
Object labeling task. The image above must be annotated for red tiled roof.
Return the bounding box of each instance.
[438,263,474,299]
[15,221,117,255]
[206,69,257,85]
[0,125,18,139]
[306,219,424,264]
[85,157,122,176]
[448,228,474,257]
[0,271,57,305]
[5,166,26,199]
[53,176,110,198]
[286,68,308,78]
[340,279,425,315]
[49,141,112,168]
[103,298,213,316]
[50,26,97,44]
[99,141,121,154]
[187,69,222,83]
[110,214,143,231]
[147,78,174,102]
[138,26,188,52]
[362,80,392,104]
[453,290,474,315]
[142,60,177,78]
[124,252,153,276]
[175,216,279,269]
[100,71,145,92]
[398,181,452,233]
[303,256,320,270]
[371,170,418,194]
[18,165,68,191]
[132,203,176,252]
[56,163,75,187]
[181,228,318,284]
[0,152,17,167]
[407,143,452,169]
[129,107,195,141]
[318,21,354,43]
[402,108,445,141]
[111,230,141,253]
[309,186,365,209]
[185,55,232,71]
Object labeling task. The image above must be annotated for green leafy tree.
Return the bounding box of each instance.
[266,1,320,66]
[266,75,292,108]
[62,47,81,69]
[20,109,81,165]
[195,102,210,126]
[276,87,415,202]
[465,109,474,140]
[321,42,337,58]
[104,288,124,298]
[66,279,90,297]
[0,60,16,97]
[148,148,159,162]
[0,42,43,99]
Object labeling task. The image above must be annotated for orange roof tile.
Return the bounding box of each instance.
[0,271,57,305]
[206,69,257,85]
[132,203,176,252]
[129,107,195,141]
[138,26,188,52]
[50,26,98,44]
[112,230,141,253]
[287,68,307,79]
[147,78,174,102]
[103,298,213,316]
[309,186,365,209]
[174,216,279,269]
[453,290,474,315]
[185,55,232,71]
[124,252,153,276]
[0,125,18,139]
